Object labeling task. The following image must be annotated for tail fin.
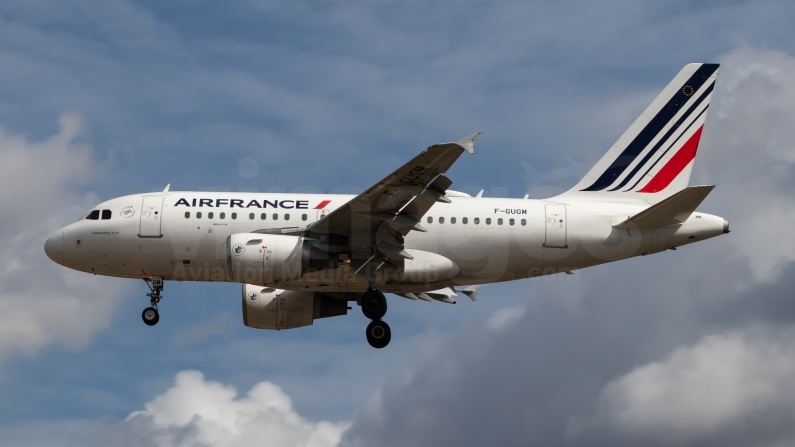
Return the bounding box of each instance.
[560,63,719,204]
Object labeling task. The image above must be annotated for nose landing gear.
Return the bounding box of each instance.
[142,276,163,326]
[361,289,391,349]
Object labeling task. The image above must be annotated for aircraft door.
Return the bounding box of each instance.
[317,209,329,220]
[139,196,164,238]
[543,204,567,248]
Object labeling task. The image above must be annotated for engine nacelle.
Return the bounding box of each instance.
[227,233,305,284]
[242,283,348,330]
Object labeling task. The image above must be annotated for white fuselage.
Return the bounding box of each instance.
[45,192,727,293]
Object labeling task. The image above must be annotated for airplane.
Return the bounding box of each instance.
[44,63,728,349]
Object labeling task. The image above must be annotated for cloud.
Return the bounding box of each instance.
[1,3,795,447]
[0,113,128,365]
[695,46,795,278]
[591,331,795,442]
[97,370,347,447]
[339,46,795,447]
[484,306,525,330]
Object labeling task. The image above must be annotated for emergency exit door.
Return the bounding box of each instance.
[139,196,164,238]
[543,204,567,248]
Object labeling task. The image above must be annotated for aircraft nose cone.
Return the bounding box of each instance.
[44,230,64,265]
[723,219,730,234]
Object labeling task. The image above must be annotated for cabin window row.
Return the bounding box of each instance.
[184,212,309,221]
[426,216,526,226]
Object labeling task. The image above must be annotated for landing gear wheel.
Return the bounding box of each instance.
[142,307,160,326]
[366,320,391,349]
[361,290,387,320]
[142,277,164,327]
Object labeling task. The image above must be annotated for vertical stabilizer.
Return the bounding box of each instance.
[558,63,719,205]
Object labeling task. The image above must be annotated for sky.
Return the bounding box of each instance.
[2,0,795,446]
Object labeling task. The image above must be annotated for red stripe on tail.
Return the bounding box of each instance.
[637,126,704,193]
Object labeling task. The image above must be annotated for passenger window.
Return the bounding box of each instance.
[285,214,290,221]
[427,217,433,224]
[462,217,468,224]
[208,212,214,219]
[185,212,190,219]
[439,217,445,224]
[273,213,278,220]
[509,218,515,225]
[498,218,503,225]
[86,210,100,220]
[249,213,254,220]
[486,218,491,225]
[261,213,267,220]
[232,213,237,220]
[451,217,456,224]
[521,219,527,226]
[474,217,480,224]
[302,214,307,221]
[197,212,202,219]
[220,212,226,219]
[101,210,112,220]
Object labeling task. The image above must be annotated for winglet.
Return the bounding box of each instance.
[162,184,171,192]
[455,132,482,154]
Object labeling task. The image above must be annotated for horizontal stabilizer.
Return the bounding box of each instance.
[614,185,715,230]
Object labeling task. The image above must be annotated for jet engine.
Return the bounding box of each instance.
[242,283,348,329]
[227,233,339,284]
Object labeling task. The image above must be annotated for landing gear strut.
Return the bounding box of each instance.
[361,288,391,348]
[142,276,163,326]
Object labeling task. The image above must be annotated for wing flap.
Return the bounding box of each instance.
[422,287,457,304]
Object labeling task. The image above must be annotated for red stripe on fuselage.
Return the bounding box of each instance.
[314,200,331,209]
[637,126,704,193]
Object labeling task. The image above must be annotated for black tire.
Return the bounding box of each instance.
[361,290,387,320]
[142,307,160,326]
[366,320,391,349]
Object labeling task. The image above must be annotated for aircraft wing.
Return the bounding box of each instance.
[306,132,480,275]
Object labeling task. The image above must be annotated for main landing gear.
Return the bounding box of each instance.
[142,276,164,326]
[361,289,391,349]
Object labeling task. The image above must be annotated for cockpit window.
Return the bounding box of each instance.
[83,210,100,220]
[101,210,112,220]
